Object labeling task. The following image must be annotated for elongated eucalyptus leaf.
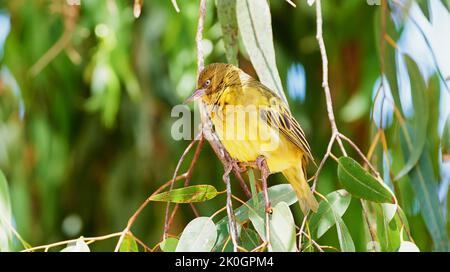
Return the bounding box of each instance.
[236,0,287,104]
[403,142,450,251]
[149,185,218,203]
[394,56,428,180]
[309,190,351,239]
[215,0,239,65]
[337,157,395,204]
[270,202,296,252]
[335,216,355,252]
[443,115,450,156]
[373,7,402,107]
[375,203,400,252]
[176,217,217,252]
[306,189,354,252]
[249,209,266,243]
[213,184,296,251]
[0,170,12,252]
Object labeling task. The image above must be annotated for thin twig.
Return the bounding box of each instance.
[163,133,202,239]
[339,133,381,178]
[165,134,204,234]
[256,156,272,251]
[312,133,336,191]
[223,165,240,252]
[113,173,187,252]
[23,232,123,252]
[315,0,347,157]
[129,232,153,252]
[297,213,310,252]
[301,231,324,252]
[29,3,78,76]
[360,200,377,244]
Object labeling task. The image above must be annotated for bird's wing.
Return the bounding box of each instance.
[249,84,314,163]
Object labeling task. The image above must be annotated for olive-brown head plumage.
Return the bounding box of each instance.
[185,63,242,104]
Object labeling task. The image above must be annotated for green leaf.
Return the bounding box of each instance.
[213,184,297,251]
[394,56,428,180]
[310,190,351,239]
[236,0,287,104]
[0,169,12,252]
[240,227,261,251]
[160,237,179,252]
[176,217,217,252]
[375,203,400,252]
[417,0,430,21]
[373,7,402,107]
[337,157,395,203]
[442,114,450,156]
[270,202,296,252]
[402,139,450,251]
[215,0,239,65]
[119,234,139,252]
[248,209,266,242]
[335,216,355,252]
[149,185,218,203]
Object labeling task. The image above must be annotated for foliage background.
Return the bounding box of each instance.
[0,0,449,252]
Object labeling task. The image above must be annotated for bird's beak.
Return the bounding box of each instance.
[184,88,206,104]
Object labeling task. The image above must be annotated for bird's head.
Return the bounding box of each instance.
[184,63,241,104]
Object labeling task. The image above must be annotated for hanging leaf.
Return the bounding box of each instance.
[442,115,450,159]
[375,203,400,252]
[309,190,351,239]
[402,140,450,251]
[373,6,402,107]
[161,237,179,252]
[269,202,296,252]
[176,217,217,252]
[337,157,395,204]
[394,56,428,180]
[149,185,218,203]
[248,209,266,243]
[305,190,354,252]
[236,0,287,104]
[215,0,239,65]
[0,170,12,252]
[335,216,355,252]
[119,234,139,252]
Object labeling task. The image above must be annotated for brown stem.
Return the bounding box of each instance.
[163,133,202,239]
[114,174,187,252]
[315,0,347,157]
[223,165,240,252]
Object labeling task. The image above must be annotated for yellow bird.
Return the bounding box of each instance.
[186,63,318,214]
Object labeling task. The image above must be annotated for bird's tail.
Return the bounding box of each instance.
[282,165,318,215]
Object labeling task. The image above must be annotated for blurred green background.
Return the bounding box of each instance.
[0,0,449,251]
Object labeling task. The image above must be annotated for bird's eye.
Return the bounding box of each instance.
[204,79,211,87]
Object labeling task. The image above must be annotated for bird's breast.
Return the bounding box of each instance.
[211,105,301,173]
